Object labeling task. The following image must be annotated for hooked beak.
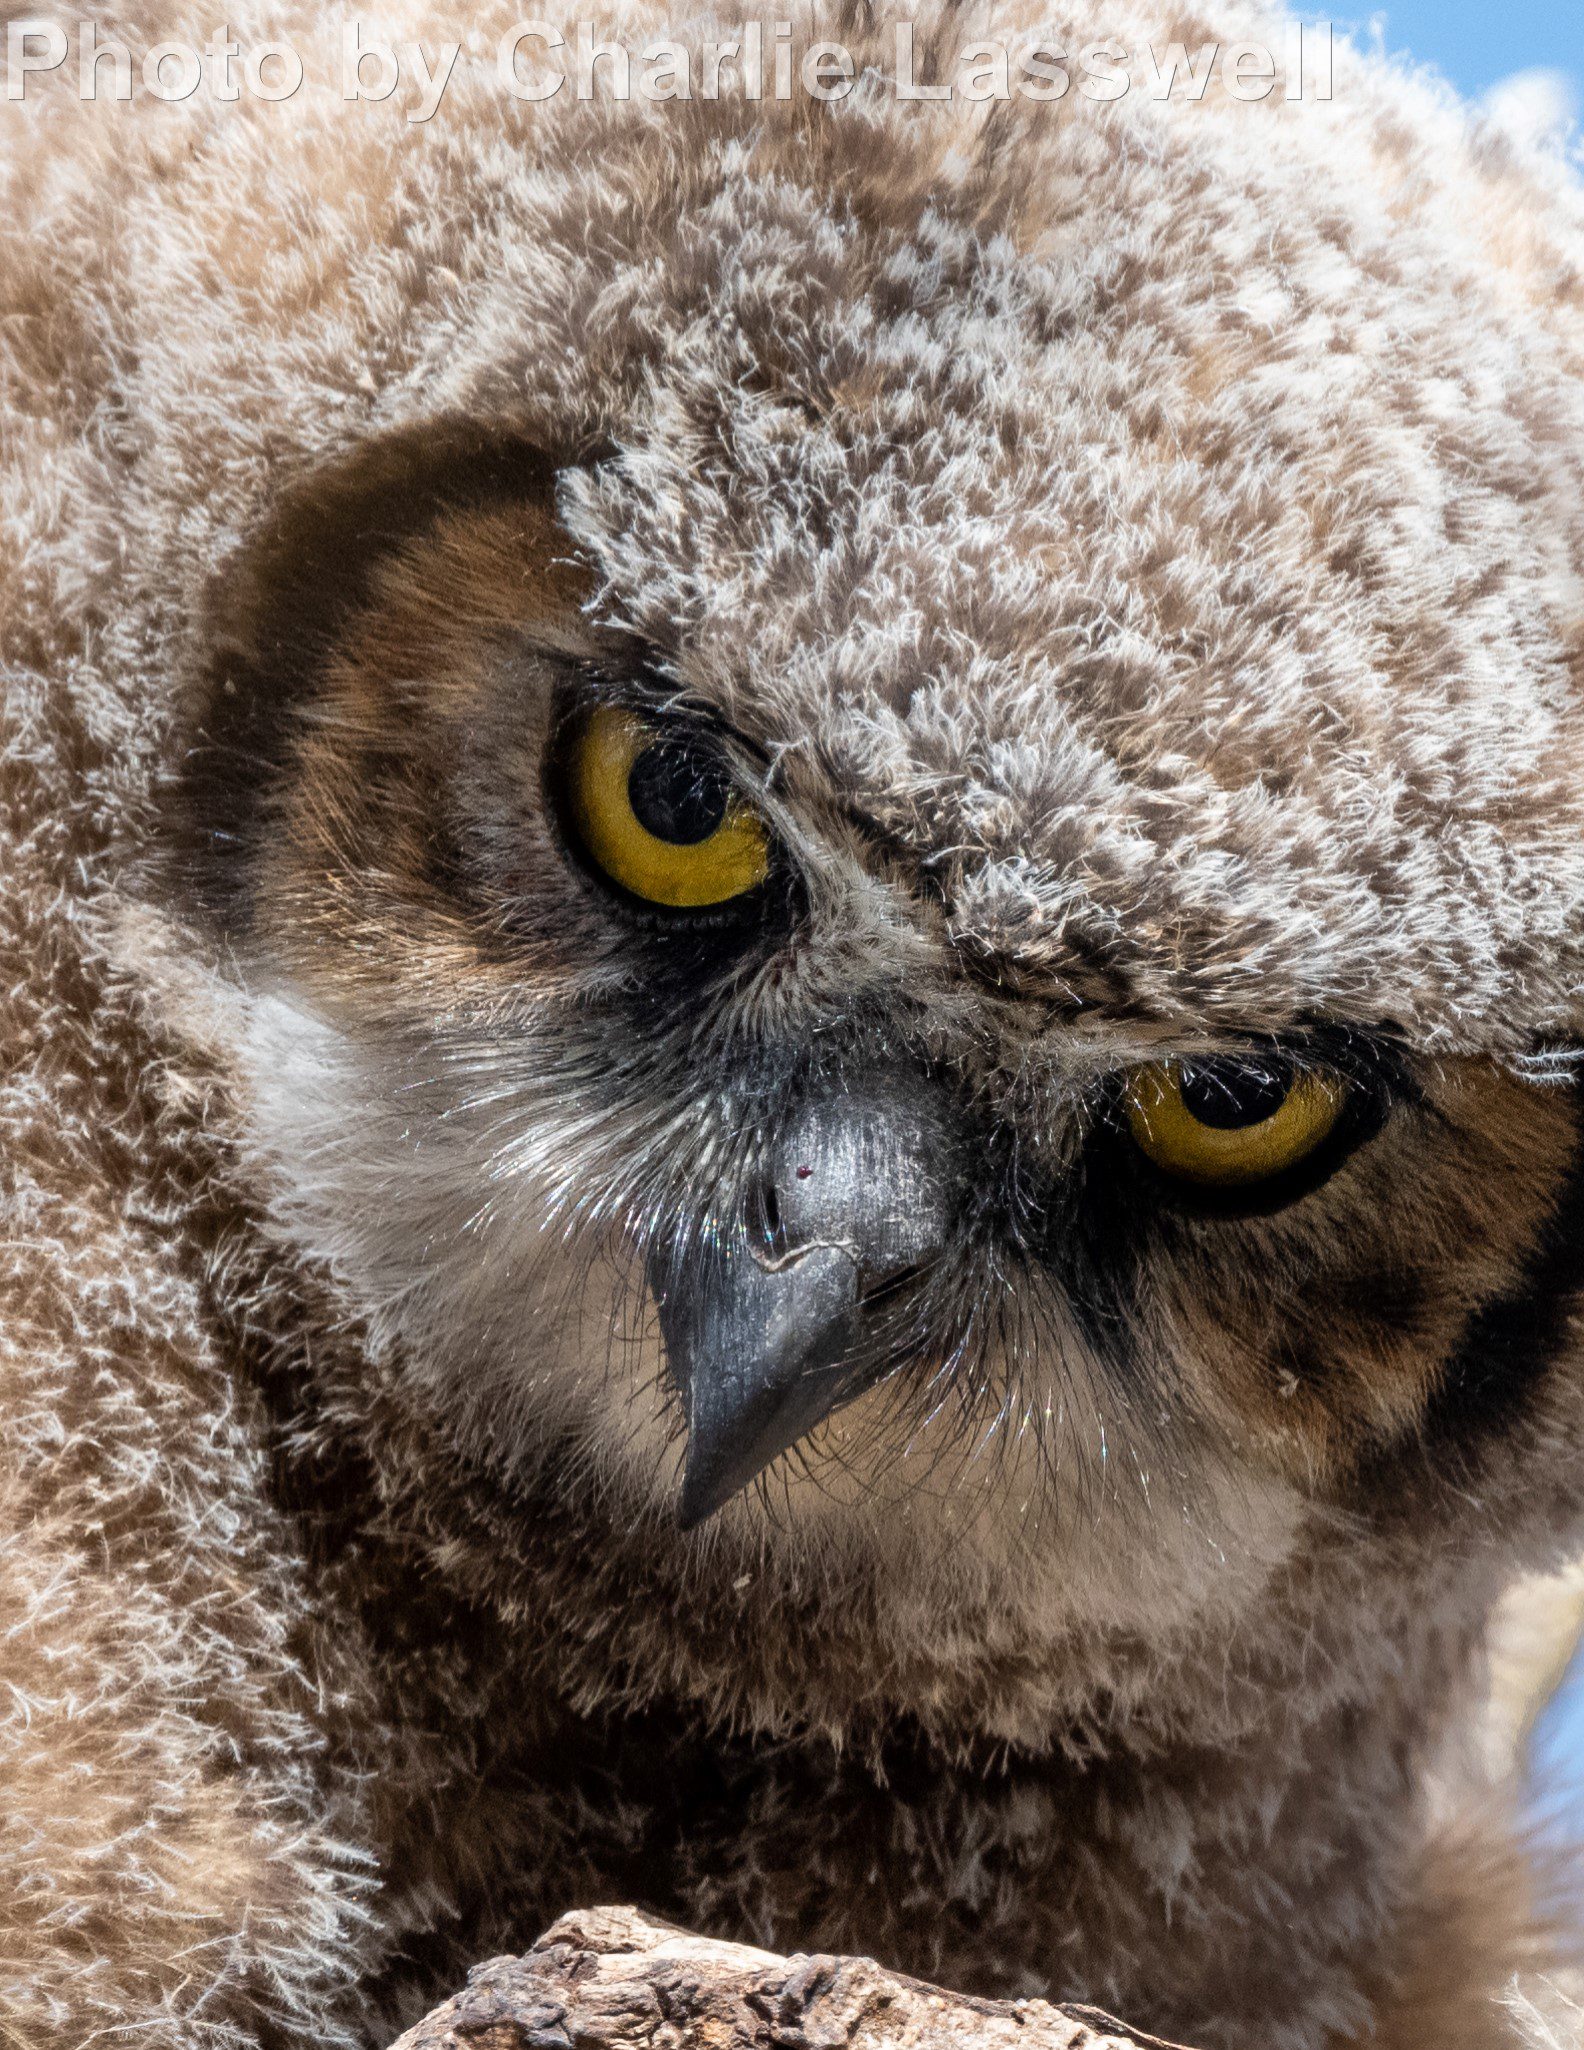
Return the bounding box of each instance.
[649,1072,961,1528]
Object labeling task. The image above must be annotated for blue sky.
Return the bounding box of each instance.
[1536,1656,1584,1824]
[1365,2,1578,99]
[1323,3,1580,144]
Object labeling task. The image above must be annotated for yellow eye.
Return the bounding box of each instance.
[1125,1057,1348,1188]
[565,705,770,910]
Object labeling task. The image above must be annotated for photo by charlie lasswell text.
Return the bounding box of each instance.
[5,17,1337,121]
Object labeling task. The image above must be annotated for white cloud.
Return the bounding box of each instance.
[1481,67,1579,149]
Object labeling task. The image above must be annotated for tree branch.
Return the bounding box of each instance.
[389,1905,1194,2049]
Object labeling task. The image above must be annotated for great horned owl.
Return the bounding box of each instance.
[5,3,1584,2046]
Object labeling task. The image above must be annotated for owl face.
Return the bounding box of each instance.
[177,412,1579,1693]
[166,23,1584,1712]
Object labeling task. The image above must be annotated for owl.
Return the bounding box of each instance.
[4,2,1584,2047]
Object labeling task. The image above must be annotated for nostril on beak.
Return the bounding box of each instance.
[745,1177,785,1263]
[747,1081,963,1283]
[744,1174,862,1275]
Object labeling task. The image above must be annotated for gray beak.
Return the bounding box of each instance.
[650,1072,961,1528]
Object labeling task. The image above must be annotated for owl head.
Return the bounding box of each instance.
[144,3,1584,1731]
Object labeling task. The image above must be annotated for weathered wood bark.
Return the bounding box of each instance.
[389,1905,1192,2050]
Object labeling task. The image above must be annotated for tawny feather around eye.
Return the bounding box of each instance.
[1125,1057,1349,1187]
[564,705,770,909]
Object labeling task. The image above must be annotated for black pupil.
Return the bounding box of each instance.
[1178,1058,1294,1130]
[627,742,730,845]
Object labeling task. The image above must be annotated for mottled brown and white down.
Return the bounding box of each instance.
[4,4,1584,2047]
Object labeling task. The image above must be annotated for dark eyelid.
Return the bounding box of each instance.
[1272,1026,1419,1110]
[1149,1026,1416,1105]
[561,665,768,776]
